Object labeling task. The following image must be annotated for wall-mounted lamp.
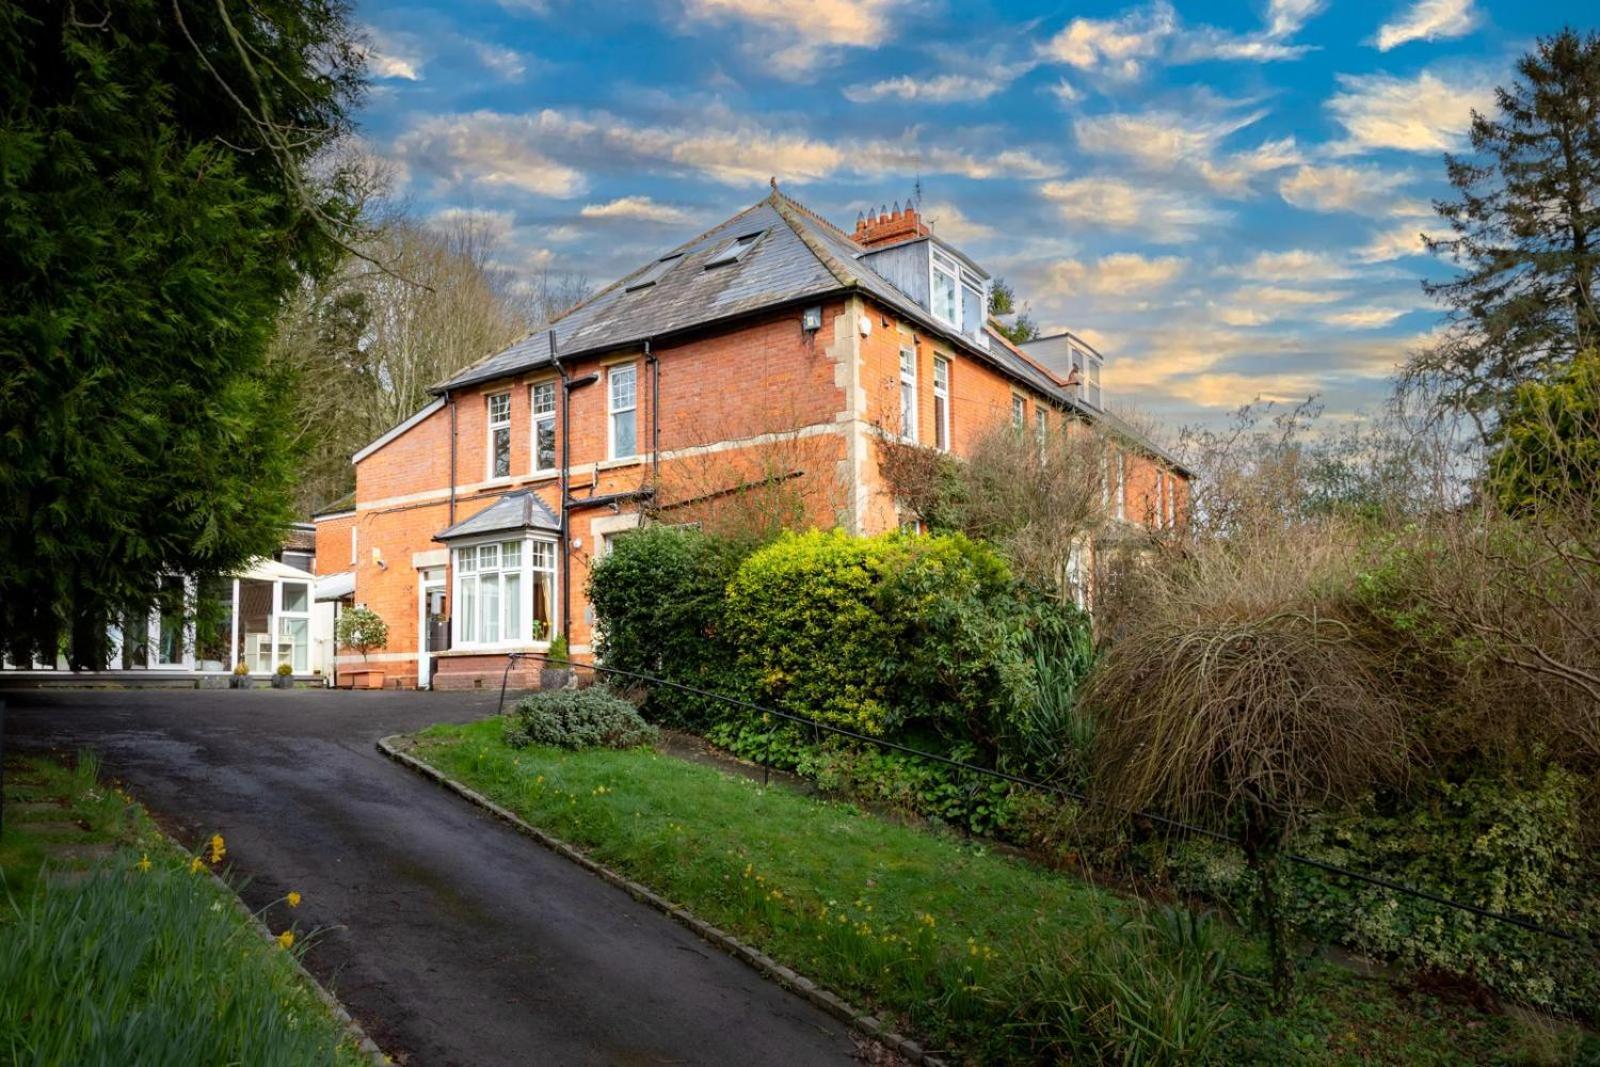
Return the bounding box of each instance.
[801,306,822,332]
[371,546,386,570]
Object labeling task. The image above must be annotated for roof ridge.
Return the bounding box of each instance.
[766,184,864,250]
[768,192,858,290]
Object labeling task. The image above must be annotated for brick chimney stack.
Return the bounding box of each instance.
[852,196,930,248]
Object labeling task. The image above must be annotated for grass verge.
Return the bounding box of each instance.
[408,718,1596,1066]
[0,752,370,1066]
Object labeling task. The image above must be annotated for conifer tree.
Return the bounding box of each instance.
[0,1,365,667]
[1414,28,1600,432]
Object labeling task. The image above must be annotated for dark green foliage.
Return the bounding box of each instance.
[724,529,1022,742]
[987,277,1039,344]
[1418,28,1600,420]
[1489,348,1600,514]
[1159,768,1600,1023]
[587,525,750,729]
[504,687,659,750]
[590,524,1094,834]
[0,0,364,666]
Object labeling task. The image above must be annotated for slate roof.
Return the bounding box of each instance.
[434,491,561,541]
[432,185,1185,473]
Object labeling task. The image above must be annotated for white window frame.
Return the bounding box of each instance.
[898,346,918,443]
[1166,472,1179,528]
[1035,406,1049,448]
[1011,394,1026,430]
[1087,355,1103,409]
[930,248,960,329]
[451,535,559,651]
[932,356,950,452]
[607,363,638,460]
[530,380,557,474]
[487,392,512,479]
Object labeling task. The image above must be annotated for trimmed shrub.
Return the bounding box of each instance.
[504,687,659,750]
[587,525,749,729]
[723,529,1021,740]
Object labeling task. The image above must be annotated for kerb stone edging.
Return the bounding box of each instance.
[376,734,948,1067]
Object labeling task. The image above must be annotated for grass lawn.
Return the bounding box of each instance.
[409,718,1595,1066]
[0,752,370,1066]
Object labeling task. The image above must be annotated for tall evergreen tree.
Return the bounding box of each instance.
[0,1,364,667]
[1414,28,1600,432]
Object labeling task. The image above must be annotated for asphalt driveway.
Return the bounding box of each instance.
[1,689,863,1066]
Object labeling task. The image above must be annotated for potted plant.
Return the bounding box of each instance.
[272,662,294,689]
[336,606,390,689]
[231,661,252,689]
[541,633,573,690]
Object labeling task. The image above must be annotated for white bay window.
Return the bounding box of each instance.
[453,537,557,648]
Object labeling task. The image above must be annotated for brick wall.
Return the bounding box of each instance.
[333,293,1188,687]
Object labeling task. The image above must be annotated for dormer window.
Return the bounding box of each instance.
[1070,345,1104,409]
[931,248,960,327]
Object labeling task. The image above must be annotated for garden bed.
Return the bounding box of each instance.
[0,753,373,1065]
[406,718,1592,1065]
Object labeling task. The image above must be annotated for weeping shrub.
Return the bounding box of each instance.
[1084,523,1414,1008]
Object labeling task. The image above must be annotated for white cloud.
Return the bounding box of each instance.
[1278,163,1410,215]
[473,41,529,81]
[1322,306,1409,328]
[1214,305,1272,326]
[1267,0,1326,38]
[1040,2,1176,79]
[1040,177,1225,242]
[1050,253,1187,296]
[579,196,696,224]
[1374,0,1478,52]
[1049,78,1084,105]
[1235,285,1349,306]
[1234,249,1357,282]
[396,108,1056,197]
[683,0,905,77]
[427,208,518,243]
[844,73,1008,104]
[1358,218,1434,261]
[363,27,424,81]
[1327,70,1495,154]
[396,115,588,196]
[1073,109,1301,195]
[921,201,995,243]
[1038,0,1316,82]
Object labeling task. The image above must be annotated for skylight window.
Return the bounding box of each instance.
[624,253,683,292]
[704,230,765,268]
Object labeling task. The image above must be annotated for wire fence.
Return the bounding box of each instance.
[497,651,1583,944]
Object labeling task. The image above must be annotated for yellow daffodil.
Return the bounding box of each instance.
[188,856,204,875]
[286,891,302,909]
[136,853,152,873]
[277,930,295,950]
[209,833,226,864]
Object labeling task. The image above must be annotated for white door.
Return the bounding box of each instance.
[418,568,446,688]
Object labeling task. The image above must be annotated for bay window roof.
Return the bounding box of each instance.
[435,491,561,542]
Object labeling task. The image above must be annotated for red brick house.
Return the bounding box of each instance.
[314,185,1188,690]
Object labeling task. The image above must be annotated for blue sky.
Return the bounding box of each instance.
[350,0,1588,430]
